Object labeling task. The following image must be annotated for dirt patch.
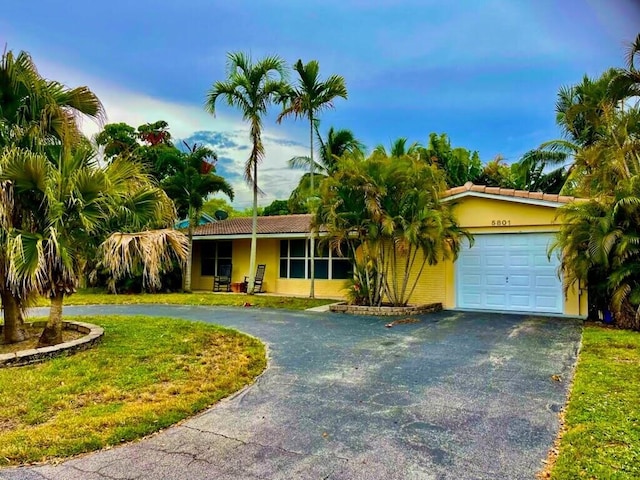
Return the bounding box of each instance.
[0,326,84,354]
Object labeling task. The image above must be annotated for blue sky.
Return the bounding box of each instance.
[2,0,639,207]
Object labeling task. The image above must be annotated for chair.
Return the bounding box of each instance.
[244,264,266,293]
[213,264,232,292]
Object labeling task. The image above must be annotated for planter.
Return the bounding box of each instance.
[330,302,442,316]
[0,321,104,367]
[231,282,246,293]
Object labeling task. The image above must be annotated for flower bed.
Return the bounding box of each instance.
[330,302,442,316]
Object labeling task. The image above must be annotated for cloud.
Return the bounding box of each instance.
[34,58,308,208]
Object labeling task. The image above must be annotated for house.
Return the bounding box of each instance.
[190,183,587,317]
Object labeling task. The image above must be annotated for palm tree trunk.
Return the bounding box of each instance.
[309,115,315,298]
[248,160,258,295]
[1,289,27,344]
[184,208,194,293]
[38,291,64,347]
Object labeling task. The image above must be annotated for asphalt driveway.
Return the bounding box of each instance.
[2,306,581,480]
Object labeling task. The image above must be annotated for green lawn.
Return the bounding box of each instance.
[33,291,335,310]
[550,325,640,479]
[0,315,266,466]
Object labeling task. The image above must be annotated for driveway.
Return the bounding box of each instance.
[2,306,581,480]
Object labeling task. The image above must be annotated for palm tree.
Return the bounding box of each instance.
[277,59,347,298]
[315,149,470,307]
[0,48,104,344]
[206,52,288,294]
[162,142,234,292]
[287,126,364,212]
[2,142,184,346]
[373,138,421,158]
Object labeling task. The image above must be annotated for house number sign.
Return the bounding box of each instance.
[491,219,511,226]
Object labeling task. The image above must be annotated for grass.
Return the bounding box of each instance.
[0,315,266,466]
[32,290,336,310]
[550,324,640,479]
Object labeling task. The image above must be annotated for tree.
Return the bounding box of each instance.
[278,59,348,298]
[315,149,470,307]
[419,133,483,187]
[288,126,364,212]
[476,155,515,188]
[2,142,185,346]
[0,48,103,344]
[551,36,640,330]
[262,199,293,216]
[162,142,234,292]
[206,52,288,294]
[374,138,421,158]
[509,149,568,193]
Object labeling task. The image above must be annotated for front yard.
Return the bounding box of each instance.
[549,324,640,479]
[33,291,336,310]
[0,315,266,465]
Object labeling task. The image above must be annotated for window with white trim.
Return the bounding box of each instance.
[200,241,232,276]
[279,239,352,279]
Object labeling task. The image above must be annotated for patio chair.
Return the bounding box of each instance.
[244,264,266,293]
[213,263,232,292]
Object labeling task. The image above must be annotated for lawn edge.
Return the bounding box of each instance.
[536,325,585,479]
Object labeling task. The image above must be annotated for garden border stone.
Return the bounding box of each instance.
[0,321,104,367]
[329,302,442,316]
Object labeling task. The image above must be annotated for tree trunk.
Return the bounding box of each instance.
[38,291,64,347]
[247,160,258,295]
[309,115,315,299]
[184,215,194,293]
[1,289,27,344]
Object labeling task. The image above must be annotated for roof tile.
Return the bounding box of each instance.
[193,214,314,237]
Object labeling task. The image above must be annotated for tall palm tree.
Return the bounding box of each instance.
[162,142,234,292]
[277,59,347,298]
[206,52,288,294]
[0,48,104,344]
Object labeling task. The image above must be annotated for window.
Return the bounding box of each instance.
[279,240,352,280]
[200,241,232,276]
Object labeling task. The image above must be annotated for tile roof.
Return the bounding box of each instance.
[193,184,578,237]
[442,182,576,204]
[193,214,314,237]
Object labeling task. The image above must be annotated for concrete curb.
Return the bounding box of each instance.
[0,321,104,367]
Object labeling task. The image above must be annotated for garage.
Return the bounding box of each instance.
[456,233,563,314]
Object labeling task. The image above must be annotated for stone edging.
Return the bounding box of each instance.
[330,302,442,316]
[0,321,104,367]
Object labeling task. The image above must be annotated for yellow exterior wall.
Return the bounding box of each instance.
[191,237,347,298]
[435,196,585,316]
[192,196,587,316]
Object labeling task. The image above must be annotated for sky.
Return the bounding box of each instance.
[2,0,639,208]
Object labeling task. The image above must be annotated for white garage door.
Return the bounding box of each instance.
[456,233,563,314]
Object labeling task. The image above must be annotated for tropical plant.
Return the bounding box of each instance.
[315,150,470,307]
[287,125,364,212]
[511,149,569,193]
[0,48,104,344]
[374,138,421,158]
[278,59,347,298]
[551,35,640,329]
[1,142,185,346]
[206,52,288,294]
[418,133,483,187]
[476,155,515,188]
[162,142,234,292]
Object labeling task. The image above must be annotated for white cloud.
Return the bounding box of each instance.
[36,59,308,208]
